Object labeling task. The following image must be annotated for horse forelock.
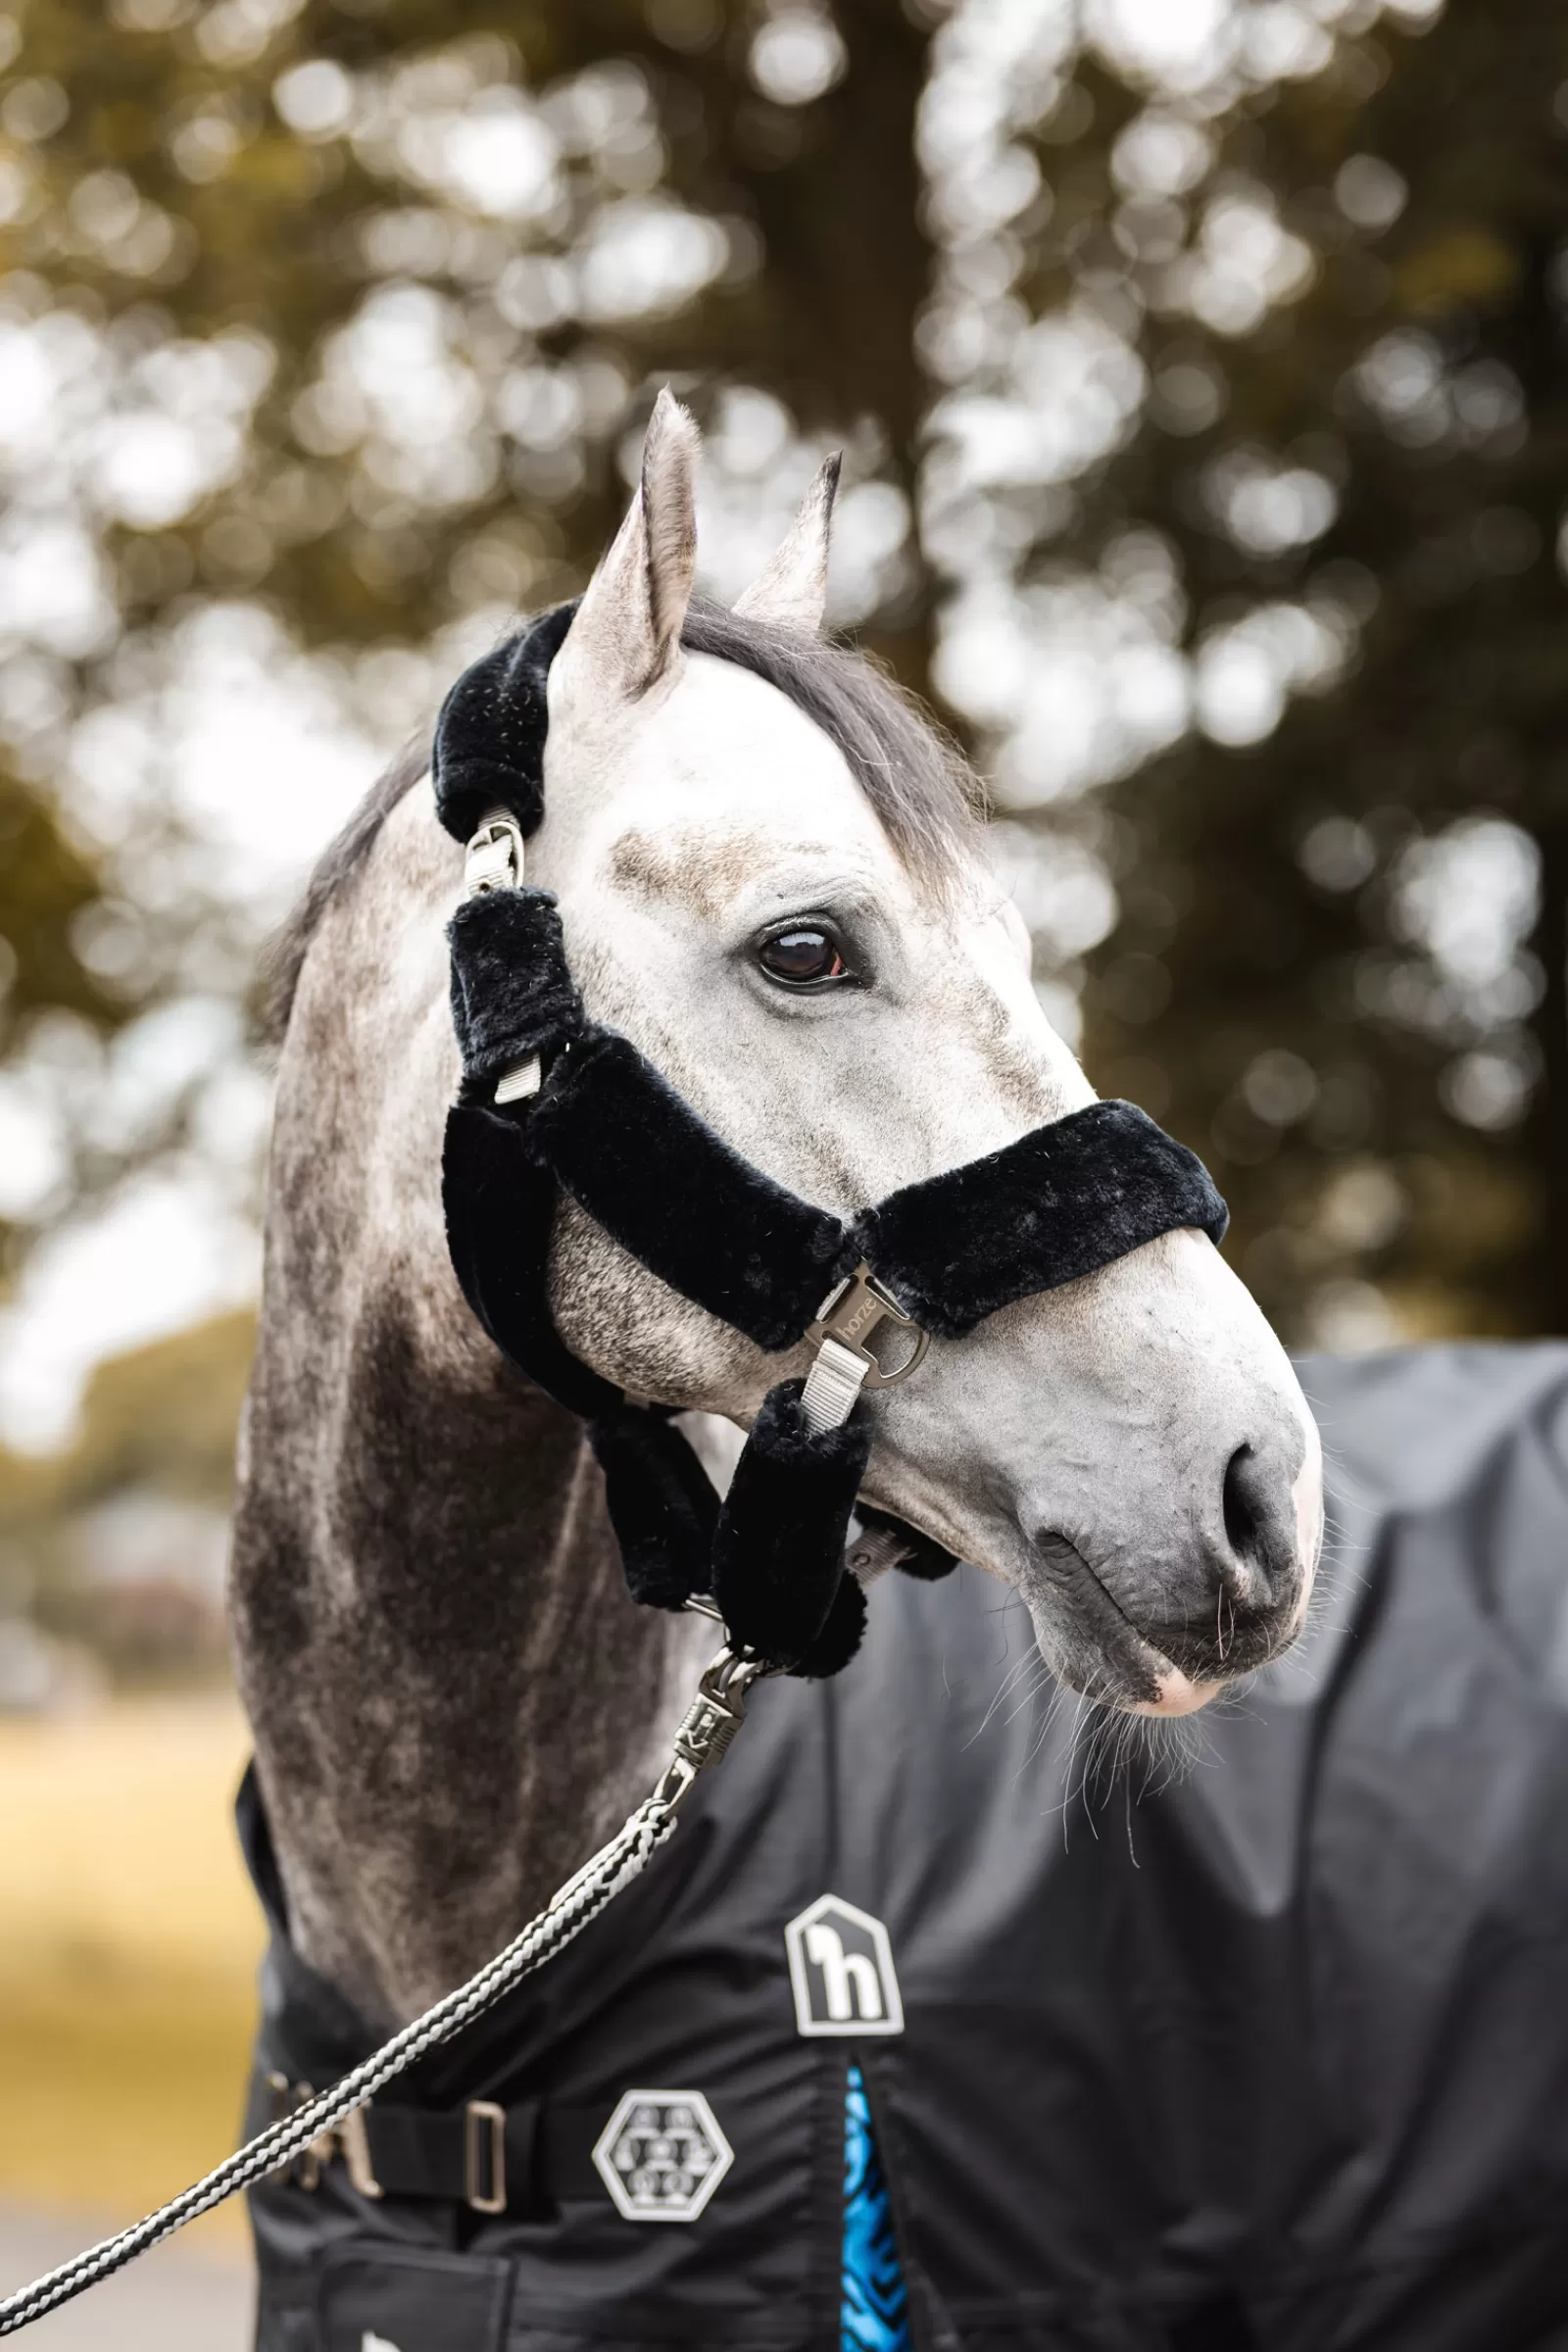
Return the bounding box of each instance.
[260,607,983,1046]
[677,605,984,892]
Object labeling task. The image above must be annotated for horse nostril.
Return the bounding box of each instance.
[1222,1443,1260,1565]
[1220,1442,1291,1605]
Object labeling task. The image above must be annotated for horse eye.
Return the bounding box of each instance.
[756,925,853,988]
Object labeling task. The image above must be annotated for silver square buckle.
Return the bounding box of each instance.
[465,2100,507,2215]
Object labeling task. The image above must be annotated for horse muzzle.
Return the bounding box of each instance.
[1021,1431,1317,1712]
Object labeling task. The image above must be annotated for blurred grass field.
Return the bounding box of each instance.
[0,1694,264,2250]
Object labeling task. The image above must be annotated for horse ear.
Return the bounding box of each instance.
[553,388,700,711]
[732,453,841,635]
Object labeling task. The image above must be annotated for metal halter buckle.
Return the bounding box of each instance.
[465,806,541,1103]
[464,807,524,897]
[805,1263,929,1391]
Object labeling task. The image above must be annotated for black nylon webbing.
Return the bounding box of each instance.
[359,2096,602,2210]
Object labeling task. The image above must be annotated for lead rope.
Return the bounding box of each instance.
[0,1628,776,2338]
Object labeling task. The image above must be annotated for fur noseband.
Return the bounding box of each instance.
[436,606,1228,1676]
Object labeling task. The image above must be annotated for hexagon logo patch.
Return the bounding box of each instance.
[591,2089,734,2223]
[784,1892,904,2036]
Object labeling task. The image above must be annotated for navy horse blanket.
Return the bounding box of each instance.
[244,1344,1568,2351]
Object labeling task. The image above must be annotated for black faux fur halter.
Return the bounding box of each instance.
[435,606,1228,1676]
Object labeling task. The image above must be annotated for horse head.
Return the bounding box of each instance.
[521,392,1322,1715]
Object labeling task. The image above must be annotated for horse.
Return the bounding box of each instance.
[230,391,1327,2349]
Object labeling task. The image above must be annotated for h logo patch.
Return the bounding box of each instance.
[785,1893,904,2036]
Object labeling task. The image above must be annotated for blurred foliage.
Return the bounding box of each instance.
[2,0,929,645]
[1074,2,1568,1336]
[0,1309,252,1685]
[59,1301,253,1505]
[0,1306,253,1524]
[0,768,121,1041]
[0,0,1566,1342]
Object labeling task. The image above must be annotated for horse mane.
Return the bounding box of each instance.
[260,603,983,1046]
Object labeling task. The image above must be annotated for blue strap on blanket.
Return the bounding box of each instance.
[841,2064,910,2352]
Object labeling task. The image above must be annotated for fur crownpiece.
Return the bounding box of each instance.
[431,601,578,845]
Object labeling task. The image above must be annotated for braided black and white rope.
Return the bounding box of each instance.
[0,1637,764,2337]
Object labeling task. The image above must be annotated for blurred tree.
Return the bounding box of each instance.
[53,1304,255,1505]
[0,1309,253,1686]
[4,0,931,653]
[0,1308,253,1537]
[1072,0,1568,1338]
[2,0,1567,1351]
[0,761,138,1281]
[0,767,121,1040]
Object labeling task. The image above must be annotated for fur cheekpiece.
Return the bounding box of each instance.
[447,890,584,1092]
[443,1104,867,1664]
[587,1413,719,1612]
[710,1381,871,1677]
[528,1030,857,1351]
[442,1102,621,1426]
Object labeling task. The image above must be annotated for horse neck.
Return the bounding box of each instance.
[229,784,710,2025]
